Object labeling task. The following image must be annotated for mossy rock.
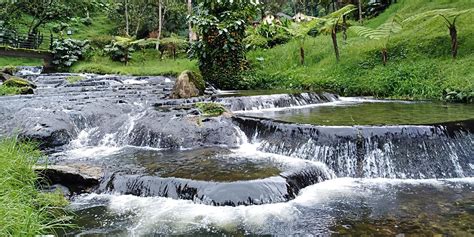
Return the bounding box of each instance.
[1,66,18,75]
[196,102,227,117]
[170,70,205,99]
[188,71,205,94]
[4,77,37,89]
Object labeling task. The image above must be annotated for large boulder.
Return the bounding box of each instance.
[170,70,205,99]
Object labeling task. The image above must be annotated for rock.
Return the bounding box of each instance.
[3,77,37,89]
[14,108,77,149]
[35,164,102,194]
[0,72,11,82]
[1,66,18,75]
[170,70,205,99]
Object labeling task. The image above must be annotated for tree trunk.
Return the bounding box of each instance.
[125,0,130,36]
[381,48,388,65]
[342,15,347,43]
[331,29,340,62]
[449,24,458,59]
[156,0,163,51]
[358,0,363,23]
[188,0,193,43]
[300,45,305,65]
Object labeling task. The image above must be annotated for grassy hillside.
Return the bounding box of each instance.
[246,0,474,100]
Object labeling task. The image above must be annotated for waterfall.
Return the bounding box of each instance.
[234,116,474,178]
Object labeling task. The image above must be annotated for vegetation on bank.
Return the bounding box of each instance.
[70,51,197,76]
[0,137,70,236]
[0,0,472,102]
[245,0,474,101]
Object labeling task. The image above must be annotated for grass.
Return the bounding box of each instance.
[246,0,474,101]
[0,137,71,236]
[71,49,197,76]
[0,56,42,67]
[0,85,23,96]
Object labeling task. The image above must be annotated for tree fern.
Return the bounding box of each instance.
[403,8,473,59]
[350,14,402,65]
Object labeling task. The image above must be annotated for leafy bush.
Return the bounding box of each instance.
[90,35,114,48]
[244,21,292,49]
[51,38,89,69]
[104,37,140,64]
[159,34,188,58]
[444,89,474,103]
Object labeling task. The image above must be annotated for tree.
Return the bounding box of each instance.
[319,4,356,62]
[16,0,68,34]
[190,0,259,89]
[286,20,321,65]
[350,14,402,65]
[404,8,473,59]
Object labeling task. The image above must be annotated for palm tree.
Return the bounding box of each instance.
[350,14,402,65]
[403,8,473,59]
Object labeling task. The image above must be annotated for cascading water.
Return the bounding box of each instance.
[0,73,472,236]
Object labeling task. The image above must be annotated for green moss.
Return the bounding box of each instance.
[185,70,205,94]
[196,102,227,117]
[4,77,34,88]
[66,75,85,84]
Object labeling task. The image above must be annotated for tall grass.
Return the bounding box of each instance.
[0,137,70,236]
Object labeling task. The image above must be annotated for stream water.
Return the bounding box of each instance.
[0,72,472,236]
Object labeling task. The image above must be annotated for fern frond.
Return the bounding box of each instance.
[403,8,473,23]
[350,14,402,40]
[325,4,357,19]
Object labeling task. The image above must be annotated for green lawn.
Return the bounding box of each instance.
[0,56,42,67]
[246,0,474,101]
[71,50,197,76]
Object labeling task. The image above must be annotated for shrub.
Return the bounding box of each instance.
[89,35,114,48]
[51,38,89,69]
[104,36,138,64]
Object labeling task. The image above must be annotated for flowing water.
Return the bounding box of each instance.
[0,72,472,236]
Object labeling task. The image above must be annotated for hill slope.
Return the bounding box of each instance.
[246,0,474,101]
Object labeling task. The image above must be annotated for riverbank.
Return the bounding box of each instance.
[0,0,472,102]
[0,137,70,236]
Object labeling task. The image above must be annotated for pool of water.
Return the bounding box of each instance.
[240,98,474,125]
[62,177,474,236]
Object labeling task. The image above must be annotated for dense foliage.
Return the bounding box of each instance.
[51,38,89,68]
[190,0,259,89]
